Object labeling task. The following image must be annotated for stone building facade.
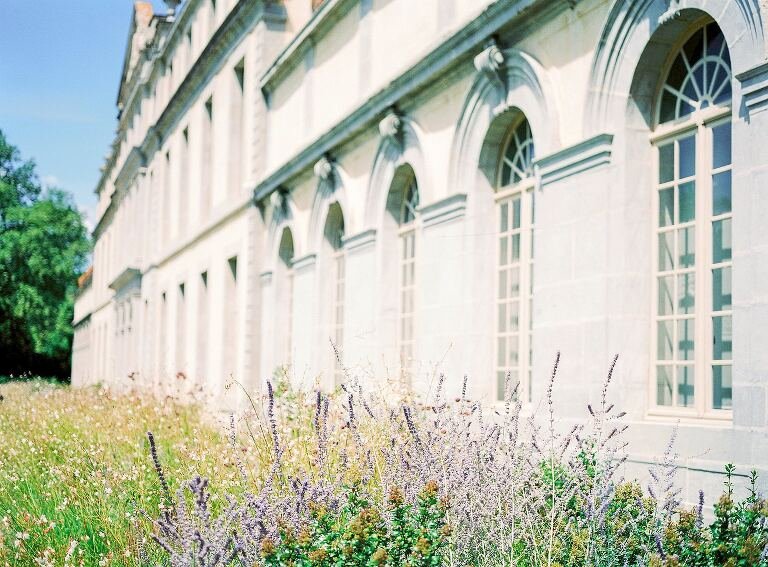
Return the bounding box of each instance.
[73,0,768,495]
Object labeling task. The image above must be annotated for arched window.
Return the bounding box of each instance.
[496,117,536,402]
[323,203,346,385]
[278,227,295,366]
[652,22,732,415]
[386,165,419,382]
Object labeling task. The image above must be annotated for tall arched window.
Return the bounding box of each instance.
[323,203,346,385]
[496,117,535,402]
[652,22,732,415]
[277,227,295,366]
[386,165,420,382]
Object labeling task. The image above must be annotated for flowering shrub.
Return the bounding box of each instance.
[145,355,768,566]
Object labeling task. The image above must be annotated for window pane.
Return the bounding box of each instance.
[657,320,674,360]
[497,371,507,401]
[713,218,732,263]
[678,272,695,314]
[658,232,674,271]
[659,144,674,183]
[498,270,507,300]
[712,365,733,410]
[507,337,519,365]
[712,122,732,168]
[713,315,733,360]
[499,236,508,266]
[509,266,520,297]
[497,337,506,367]
[657,365,673,406]
[499,202,508,232]
[678,182,696,223]
[713,171,732,215]
[712,266,732,311]
[679,136,696,179]
[498,303,506,332]
[659,188,674,227]
[512,198,521,229]
[677,365,695,407]
[658,276,674,315]
[508,300,520,332]
[511,234,520,262]
[677,318,694,360]
[678,226,695,268]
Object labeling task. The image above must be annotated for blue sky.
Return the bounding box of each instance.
[0,1,166,229]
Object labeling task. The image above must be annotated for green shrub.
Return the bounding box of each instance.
[260,481,449,566]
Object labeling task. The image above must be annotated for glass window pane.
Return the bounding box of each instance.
[500,203,508,232]
[508,337,519,365]
[658,276,674,316]
[713,315,733,360]
[511,234,520,262]
[678,182,695,223]
[498,303,507,333]
[659,232,674,271]
[712,123,732,168]
[713,266,732,311]
[512,198,521,229]
[659,188,674,227]
[712,365,733,410]
[509,266,520,297]
[679,136,696,179]
[508,300,520,332]
[677,318,695,360]
[497,371,507,401]
[678,226,695,268]
[657,365,673,406]
[678,272,695,314]
[659,144,674,183]
[497,337,506,367]
[713,171,732,215]
[498,270,507,300]
[499,236,508,266]
[713,218,732,263]
[677,366,695,407]
[657,320,674,360]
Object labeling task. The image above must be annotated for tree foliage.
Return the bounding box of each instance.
[0,129,90,379]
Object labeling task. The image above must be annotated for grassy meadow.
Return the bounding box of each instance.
[0,380,252,566]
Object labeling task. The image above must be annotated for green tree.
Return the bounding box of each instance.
[0,129,90,379]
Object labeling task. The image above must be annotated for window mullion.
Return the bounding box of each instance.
[695,122,709,417]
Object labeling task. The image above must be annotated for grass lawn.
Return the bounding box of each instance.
[0,379,248,566]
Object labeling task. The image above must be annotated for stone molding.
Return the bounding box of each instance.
[737,62,768,115]
[292,253,317,271]
[419,193,468,228]
[252,0,575,204]
[535,133,613,186]
[342,228,377,252]
[378,110,403,143]
[313,155,335,182]
[473,39,505,88]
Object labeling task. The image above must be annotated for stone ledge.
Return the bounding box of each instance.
[342,228,377,252]
[419,193,468,228]
[737,62,768,116]
[535,133,613,186]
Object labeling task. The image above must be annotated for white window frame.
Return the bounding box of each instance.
[332,246,345,386]
[398,179,419,385]
[494,179,536,403]
[649,105,732,421]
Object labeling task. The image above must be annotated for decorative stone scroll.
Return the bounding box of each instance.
[473,39,505,88]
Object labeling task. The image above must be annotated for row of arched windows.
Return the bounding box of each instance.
[272,21,733,414]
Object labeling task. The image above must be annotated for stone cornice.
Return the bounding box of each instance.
[260,0,356,94]
[292,253,317,271]
[95,1,284,237]
[253,0,573,203]
[342,228,377,252]
[535,133,613,186]
[419,193,468,228]
[737,62,768,115]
